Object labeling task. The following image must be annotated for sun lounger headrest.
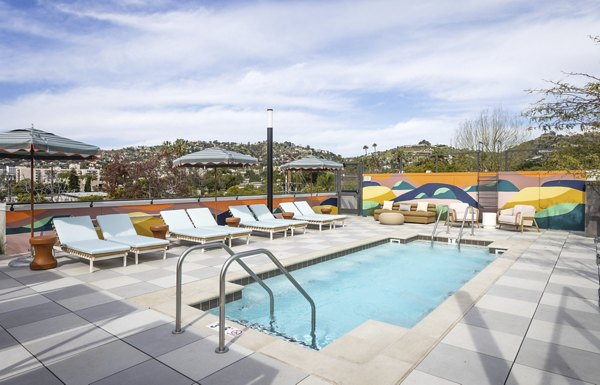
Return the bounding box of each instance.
[96,214,138,239]
[160,210,194,231]
[187,208,218,227]
[53,216,98,244]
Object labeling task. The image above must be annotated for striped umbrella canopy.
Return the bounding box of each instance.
[173,147,257,220]
[173,147,257,168]
[0,127,100,160]
[0,126,100,266]
[280,156,343,171]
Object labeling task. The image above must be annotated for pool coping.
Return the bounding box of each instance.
[130,232,532,385]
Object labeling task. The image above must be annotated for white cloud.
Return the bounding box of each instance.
[0,0,598,156]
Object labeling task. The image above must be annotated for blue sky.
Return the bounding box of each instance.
[0,0,598,156]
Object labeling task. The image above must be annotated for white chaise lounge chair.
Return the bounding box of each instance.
[229,205,290,240]
[53,216,130,272]
[160,210,229,245]
[248,204,309,236]
[279,202,336,231]
[186,207,252,246]
[295,201,347,228]
[96,214,169,264]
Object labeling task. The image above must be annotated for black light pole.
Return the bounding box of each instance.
[267,109,273,212]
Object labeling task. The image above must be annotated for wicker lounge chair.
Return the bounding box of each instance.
[248,204,308,236]
[96,214,169,264]
[160,210,229,245]
[229,205,290,240]
[497,205,540,232]
[279,202,336,231]
[186,207,252,246]
[53,216,130,272]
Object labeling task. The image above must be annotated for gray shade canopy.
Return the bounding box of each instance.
[173,147,258,168]
[279,156,343,171]
[0,128,100,160]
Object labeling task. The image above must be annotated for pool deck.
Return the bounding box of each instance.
[1,216,599,384]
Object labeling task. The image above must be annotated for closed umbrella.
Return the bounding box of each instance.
[0,126,100,268]
[280,156,343,193]
[173,147,257,221]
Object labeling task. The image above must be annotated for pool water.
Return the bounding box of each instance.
[210,240,495,349]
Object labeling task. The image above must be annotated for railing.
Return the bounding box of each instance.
[431,205,449,247]
[456,207,476,250]
[172,242,317,353]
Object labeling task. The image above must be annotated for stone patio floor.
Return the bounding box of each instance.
[0,216,598,384]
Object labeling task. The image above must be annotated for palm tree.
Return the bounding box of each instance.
[363,145,368,156]
[372,143,377,153]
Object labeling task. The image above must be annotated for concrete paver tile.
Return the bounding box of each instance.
[90,358,194,385]
[526,319,600,355]
[0,366,64,385]
[442,322,524,361]
[506,363,594,385]
[515,338,600,384]
[461,306,531,336]
[123,322,204,357]
[47,340,149,385]
[400,370,460,385]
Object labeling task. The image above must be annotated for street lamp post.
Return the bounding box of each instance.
[267,109,273,212]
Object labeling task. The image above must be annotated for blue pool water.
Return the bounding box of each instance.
[210,240,495,349]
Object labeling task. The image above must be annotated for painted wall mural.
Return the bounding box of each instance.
[3,196,337,255]
[363,171,586,231]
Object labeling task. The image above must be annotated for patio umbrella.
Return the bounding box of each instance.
[173,147,258,220]
[280,156,343,193]
[0,126,100,266]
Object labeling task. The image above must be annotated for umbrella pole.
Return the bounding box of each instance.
[30,149,34,239]
[214,168,218,221]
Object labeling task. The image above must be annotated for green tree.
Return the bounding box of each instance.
[68,169,80,192]
[84,175,92,192]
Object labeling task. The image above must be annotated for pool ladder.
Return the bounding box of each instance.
[431,204,476,250]
[173,243,317,353]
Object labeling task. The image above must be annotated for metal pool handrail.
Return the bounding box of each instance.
[214,248,317,353]
[431,204,449,247]
[173,243,275,335]
[456,206,476,250]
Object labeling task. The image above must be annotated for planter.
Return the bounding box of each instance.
[150,225,169,239]
[226,217,241,227]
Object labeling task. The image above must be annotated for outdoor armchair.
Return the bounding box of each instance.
[497,205,540,232]
[447,202,479,227]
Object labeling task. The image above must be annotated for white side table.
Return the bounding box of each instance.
[481,212,497,229]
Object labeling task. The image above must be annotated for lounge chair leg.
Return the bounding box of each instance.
[123,255,127,267]
[270,232,273,241]
[90,259,93,273]
[228,238,232,247]
[291,227,294,237]
[135,251,139,265]
[246,235,250,244]
[163,248,167,260]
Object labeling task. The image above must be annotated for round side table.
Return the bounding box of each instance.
[150,224,169,239]
[321,207,332,214]
[282,212,294,220]
[29,235,58,270]
[226,217,241,227]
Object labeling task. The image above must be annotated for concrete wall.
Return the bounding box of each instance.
[585,182,599,238]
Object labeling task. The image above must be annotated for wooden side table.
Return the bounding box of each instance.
[150,224,169,239]
[29,235,58,270]
[226,217,241,227]
[282,212,294,220]
[321,207,332,214]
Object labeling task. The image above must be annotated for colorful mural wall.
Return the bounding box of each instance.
[363,171,586,231]
[3,195,338,255]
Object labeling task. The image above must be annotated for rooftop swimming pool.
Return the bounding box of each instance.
[210,240,496,349]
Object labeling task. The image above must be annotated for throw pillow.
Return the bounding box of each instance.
[399,203,412,211]
[416,201,429,212]
[382,200,394,210]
